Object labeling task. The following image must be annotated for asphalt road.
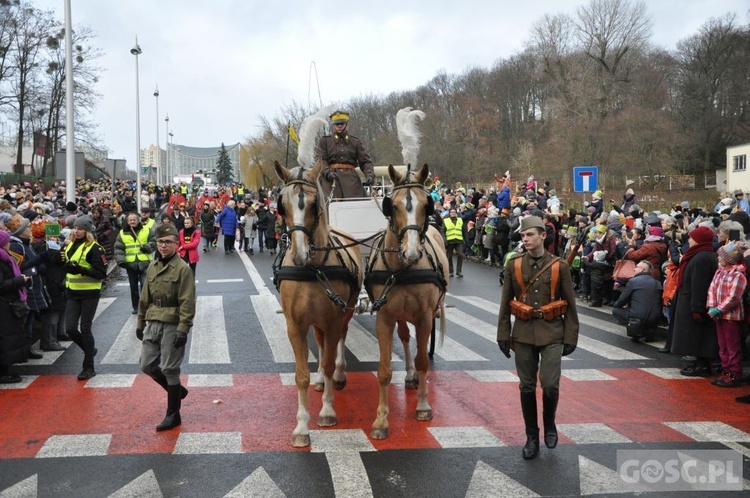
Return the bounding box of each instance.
[1,244,749,497]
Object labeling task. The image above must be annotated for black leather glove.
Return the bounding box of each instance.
[139,245,152,254]
[497,340,511,358]
[326,171,339,182]
[135,328,143,341]
[66,261,81,274]
[173,332,188,348]
[363,177,374,186]
[562,344,576,356]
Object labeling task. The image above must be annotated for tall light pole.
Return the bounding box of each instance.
[153,85,159,184]
[165,113,170,184]
[64,0,75,203]
[131,38,143,212]
[169,132,175,177]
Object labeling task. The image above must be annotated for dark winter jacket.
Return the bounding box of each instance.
[613,273,663,324]
[0,258,26,366]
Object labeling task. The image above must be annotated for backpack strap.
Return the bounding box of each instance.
[515,255,561,301]
[550,260,560,300]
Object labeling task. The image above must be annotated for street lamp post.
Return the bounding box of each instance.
[169,131,175,177]
[131,38,143,213]
[154,85,159,185]
[165,113,170,184]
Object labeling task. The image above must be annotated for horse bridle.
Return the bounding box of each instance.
[279,178,321,246]
[383,181,433,252]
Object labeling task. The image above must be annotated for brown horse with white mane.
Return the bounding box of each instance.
[273,160,363,448]
[365,163,448,440]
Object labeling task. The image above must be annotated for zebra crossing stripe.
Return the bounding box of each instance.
[0,474,37,497]
[239,251,271,296]
[93,297,116,321]
[466,461,539,498]
[428,427,505,448]
[251,294,316,363]
[664,421,750,442]
[346,320,399,362]
[224,467,287,498]
[190,296,231,364]
[404,323,489,361]
[101,314,141,365]
[109,470,163,498]
[445,307,497,343]
[36,434,111,458]
[558,423,632,444]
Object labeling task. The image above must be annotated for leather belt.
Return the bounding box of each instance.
[330,163,356,170]
[531,309,545,319]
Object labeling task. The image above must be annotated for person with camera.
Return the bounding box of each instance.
[497,215,579,460]
[63,215,107,380]
[114,212,156,315]
[612,260,663,342]
[317,110,375,199]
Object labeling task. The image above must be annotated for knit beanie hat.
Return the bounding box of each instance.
[689,226,714,245]
[72,215,95,232]
[717,242,743,265]
[5,213,29,236]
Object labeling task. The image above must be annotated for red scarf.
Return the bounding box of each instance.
[675,241,714,289]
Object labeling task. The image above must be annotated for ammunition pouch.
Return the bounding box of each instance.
[510,299,535,320]
[539,299,568,320]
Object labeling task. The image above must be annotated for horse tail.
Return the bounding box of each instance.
[439,302,446,348]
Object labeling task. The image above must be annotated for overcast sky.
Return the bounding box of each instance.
[32,0,749,171]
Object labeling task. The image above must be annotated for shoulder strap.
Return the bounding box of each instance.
[550,260,560,300]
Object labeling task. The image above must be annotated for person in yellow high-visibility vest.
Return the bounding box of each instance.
[63,215,107,380]
[114,212,156,314]
[443,208,466,277]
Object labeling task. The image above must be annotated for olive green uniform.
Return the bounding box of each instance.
[138,253,196,385]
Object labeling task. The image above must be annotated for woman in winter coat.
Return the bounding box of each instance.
[199,201,216,252]
[265,209,280,255]
[242,208,258,255]
[6,213,49,360]
[0,230,31,383]
[670,227,719,376]
[215,200,238,254]
[177,217,200,274]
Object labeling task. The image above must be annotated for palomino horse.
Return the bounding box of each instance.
[365,163,448,440]
[273,160,363,448]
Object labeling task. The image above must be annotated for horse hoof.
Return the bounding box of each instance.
[370,427,389,440]
[314,382,324,392]
[404,379,419,390]
[416,409,433,421]
[291,434,311,447]
[318,415,337,427]
[333,379,347,391]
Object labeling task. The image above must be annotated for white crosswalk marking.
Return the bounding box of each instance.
[239,251,272,296]
[405,323,488,361]
[0,474,37,498]
[346,320,399,362]
[94,297,116,321]
[466,461,539,497]
[109,470,163,498]
[224,467,286,498]
[252,294,316,363]
[190,296,231,364]
[445,307,497,343]
[101,315,141,364]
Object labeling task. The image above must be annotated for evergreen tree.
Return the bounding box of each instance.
[216,143,234,184]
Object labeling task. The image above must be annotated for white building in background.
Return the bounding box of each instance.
[726,143,750,193]
[140,144,165,183]
[168,142,240,182]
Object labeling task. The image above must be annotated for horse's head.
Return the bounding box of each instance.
[274,160,326,266]
[383,163,434,265]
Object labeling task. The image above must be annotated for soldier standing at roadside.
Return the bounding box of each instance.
[496,216,579,460]
[136,223,196,431]
[317,110,375,199]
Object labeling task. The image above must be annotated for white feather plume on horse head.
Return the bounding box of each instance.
[297,106,332,169]
[396,107,426,169]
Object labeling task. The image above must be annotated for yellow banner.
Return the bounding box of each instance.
[289,125,300,146]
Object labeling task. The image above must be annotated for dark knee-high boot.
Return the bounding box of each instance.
[156,384,182,431]
[520,392,539,460]
[543,391,559,449]
[148,367,188,399]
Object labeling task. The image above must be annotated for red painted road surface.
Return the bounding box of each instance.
[2,369,749,459]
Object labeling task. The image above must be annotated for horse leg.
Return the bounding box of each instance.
[413,316,433,421]
[371,315,395,440]
[287,325,312,447]
[317,325,339,427]
[313,327,325,392]
[397,320,418,390]
[333,312,352,391]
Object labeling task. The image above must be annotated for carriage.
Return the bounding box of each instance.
[273,108,448,446]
